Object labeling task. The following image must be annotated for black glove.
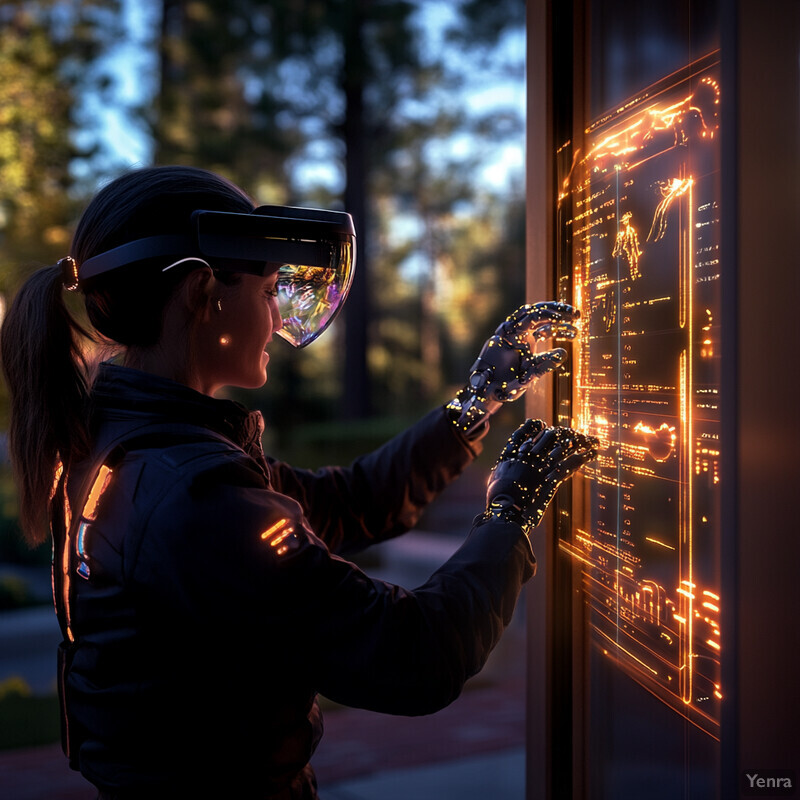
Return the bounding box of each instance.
[446,302,580,438]
[484,419,598,534]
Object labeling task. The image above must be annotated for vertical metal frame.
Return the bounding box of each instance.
[524,1,556,798]
[721,0,800,792]
[525,1,582,797]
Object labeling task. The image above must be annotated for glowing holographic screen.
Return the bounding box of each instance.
[558,55,722,737]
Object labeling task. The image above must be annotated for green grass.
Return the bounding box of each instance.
[0,678,61,750]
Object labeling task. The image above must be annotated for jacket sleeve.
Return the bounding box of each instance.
[264,407,485,555]
[293,514,535,714]
[130,463,534,717]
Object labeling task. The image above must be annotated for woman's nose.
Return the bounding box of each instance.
[271,299,283,332]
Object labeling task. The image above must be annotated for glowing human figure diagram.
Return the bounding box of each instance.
[647,177,694,242]
[612,211,643,279]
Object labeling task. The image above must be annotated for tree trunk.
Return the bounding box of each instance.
[341,0,371,419]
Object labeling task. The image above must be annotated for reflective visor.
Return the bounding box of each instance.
[275,247,354,347]
[77,205,356,348]
[195,206,356,347]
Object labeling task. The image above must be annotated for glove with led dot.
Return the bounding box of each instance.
[447,302,580,439]
[484,419,599,541]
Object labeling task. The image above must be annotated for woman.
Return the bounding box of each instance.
[0,165,596,798]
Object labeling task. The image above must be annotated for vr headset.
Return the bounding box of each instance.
[78,205,356,348]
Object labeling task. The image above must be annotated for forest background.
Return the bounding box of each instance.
[0,0,527,565]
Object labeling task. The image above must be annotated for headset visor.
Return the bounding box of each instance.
[78,204,356,348]
[195,206,356,348]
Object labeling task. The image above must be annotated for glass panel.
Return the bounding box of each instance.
[556,15,722,795]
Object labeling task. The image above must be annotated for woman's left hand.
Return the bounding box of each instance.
[446,301,580,437]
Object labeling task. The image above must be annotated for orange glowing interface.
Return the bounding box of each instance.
[557,58,721,737]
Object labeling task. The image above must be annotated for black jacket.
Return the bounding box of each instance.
[52,363,536,798]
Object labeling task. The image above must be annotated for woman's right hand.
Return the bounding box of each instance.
[484,419,598,533]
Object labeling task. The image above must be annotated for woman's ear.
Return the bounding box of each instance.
[180,266,217,321]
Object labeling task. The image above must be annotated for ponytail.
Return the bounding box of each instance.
[1,265,93,545]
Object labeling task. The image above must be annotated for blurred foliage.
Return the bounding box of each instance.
[0,466,50,565]
[152,0,299,194]
[0,574,39,611]
[0,0,122,274]
[0,680,61,750]
[0,676,32,701]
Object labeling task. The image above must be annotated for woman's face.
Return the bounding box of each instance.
[199,272,283,394]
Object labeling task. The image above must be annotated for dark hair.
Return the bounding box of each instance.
[0,165,254,544]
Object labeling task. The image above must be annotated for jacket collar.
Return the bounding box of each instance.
[90,362,266,459]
